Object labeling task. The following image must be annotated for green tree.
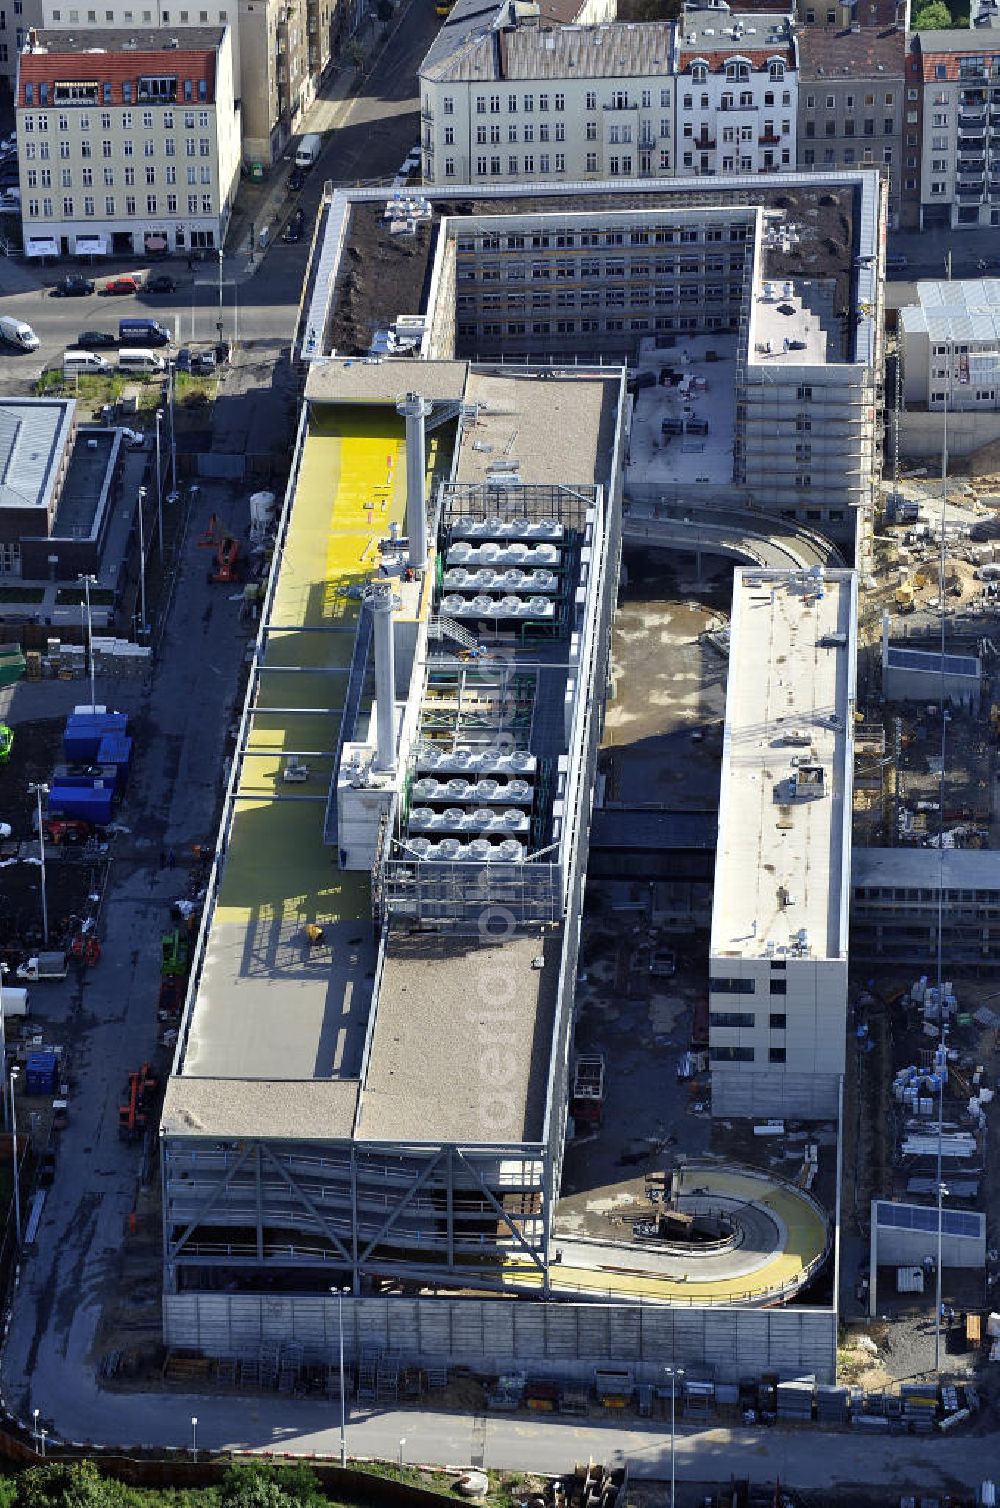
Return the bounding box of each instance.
[219,1465,322,1508]
[15,1464,130,1508]
[913,0,953,25]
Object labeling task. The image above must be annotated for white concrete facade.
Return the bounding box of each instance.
[419,4,797,188]
[16,25,240,256]
[916,29,1000,232]
[901,277,1000,410]
[709,566,857,1119]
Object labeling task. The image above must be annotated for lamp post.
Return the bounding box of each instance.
[664,1366,684,1508]
[136,485,147,639]
[935,1178,950,1374]
[78,573,98,714]
[169,361,178,498]
[38,1428,46,1460]
[331,1285,349,1467]
[0,962,7,1132]
[217,247,224,343]
[397,1438,406,1480]
[31,1408,39,1452]
[154,410,164,558]
[28,783,49,946]
[10,1066,20,1250]
[190,1415,198,1460]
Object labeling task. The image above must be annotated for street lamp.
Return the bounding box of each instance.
[136,486,147,639]
[78,573,98,714]
[154,411,164,559]
[9,1066,20,1250]
[217,246,224,343]
[27,783,49,946]
[0,962,8,1132]
[664,1366,684,1508]
[31,1408,38,1453]
[397,1438,406,1479]
[190,1415,198,1460]
[330,1284,349,1468]
[935,1178,950,1374]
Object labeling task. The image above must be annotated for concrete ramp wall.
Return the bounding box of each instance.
[163,1294,836,1385]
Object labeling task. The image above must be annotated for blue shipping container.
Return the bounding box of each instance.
[25,1052,59,1095]
[97,733,132,768]
[47,784,115,824]
[50,766,116,790]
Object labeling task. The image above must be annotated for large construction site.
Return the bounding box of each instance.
[157,167,1000,1408]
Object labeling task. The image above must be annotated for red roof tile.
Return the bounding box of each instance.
[18,39,217,106]
[679,45,796,72]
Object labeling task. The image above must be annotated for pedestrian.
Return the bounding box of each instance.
[167,848,176,870]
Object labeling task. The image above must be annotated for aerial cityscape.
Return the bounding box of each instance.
[0,0,996,1503]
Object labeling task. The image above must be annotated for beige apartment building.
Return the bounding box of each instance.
[31,0,335,163]
[16,26,241,256]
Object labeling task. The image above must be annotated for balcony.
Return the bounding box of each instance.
[693,135,716,149]
[959,111,987,127]
[957,181,985,197]
[959,134,986,149]
[758,132,781,145]
[959,157,986,171]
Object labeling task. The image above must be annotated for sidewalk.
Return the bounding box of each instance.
[221,4,402,284]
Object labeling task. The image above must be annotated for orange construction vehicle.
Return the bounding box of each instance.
[209,534,240,584]
[118,1062,159,1142]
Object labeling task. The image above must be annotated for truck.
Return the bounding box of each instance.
[17,952,68,982]
[294,132,322,170]
[1,986,29,1018]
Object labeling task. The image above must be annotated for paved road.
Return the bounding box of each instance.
[0,0,436,391]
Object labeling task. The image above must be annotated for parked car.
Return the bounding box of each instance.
[52,274,95,298]
[288,166,306,192]
[76,329,118,349]
[192,348,216,374]
[103,275,140,295]
[144,273,176,294]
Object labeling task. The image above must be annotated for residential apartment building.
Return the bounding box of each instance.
[16,26,241,257]
[0,0,40,100]
[900,277,1000,409]
[420,1,797,186]
[796,25,904,227]
[916,28,1000,230]
[675,8,797,177]
[420,17,677,186]
[32,0,334,164]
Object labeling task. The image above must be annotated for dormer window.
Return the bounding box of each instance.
[691,60,708,83]
[769,58,786,81]
[725,57,751,82]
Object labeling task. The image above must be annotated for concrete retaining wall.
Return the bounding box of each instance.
[894,408,1000,460]
[163,1294,837,1386]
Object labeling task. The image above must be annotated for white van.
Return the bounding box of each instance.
[117,347,166,375]
[63,349,112,375]
[0,315,40,352]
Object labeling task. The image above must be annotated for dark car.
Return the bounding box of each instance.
[144,273,177,294]
[38,1148,57,1187]
[175,346,193,372]
[288,166,306,191]
[52,274,95,298]
[76,329,118,349]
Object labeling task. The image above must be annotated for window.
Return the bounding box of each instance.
[145,165,156,184]
[58,114,68,131]
[81,168,93,186]
[710,1012,755,1029]
[769,979,787,996]
[709,976,755,994]
[125,166,135,185]
[186,165,196,184]
[769,1013,787,1030]
[165,138,175,157]
[61,168,72,188]
[586,151,598,171]
[198,110,208,128]
[62,195,73,215]
[586,90,596,109]
[797,384,812,401]
[104,194,114,214]
[187,193,198,212]
[444,157,455,177]
[725,59,750,82]
[199,138,209,156]
[83,195,94,216]
[489,93,500,113]
[200,193,211,212]
[122,82,132,104]
[555,92,564,110]
[539,93,548,111]
[710,1046,754,1063]
[523,94,533,111]
[102,140,112,158]
[768,1047,786,1064]
[443,96,453,115]
[508,154,517,174]
[58,141,70,160]
[507,124,516,143]
[165,165,175,184]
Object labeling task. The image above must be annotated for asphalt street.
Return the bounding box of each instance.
[0,0,437,391]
